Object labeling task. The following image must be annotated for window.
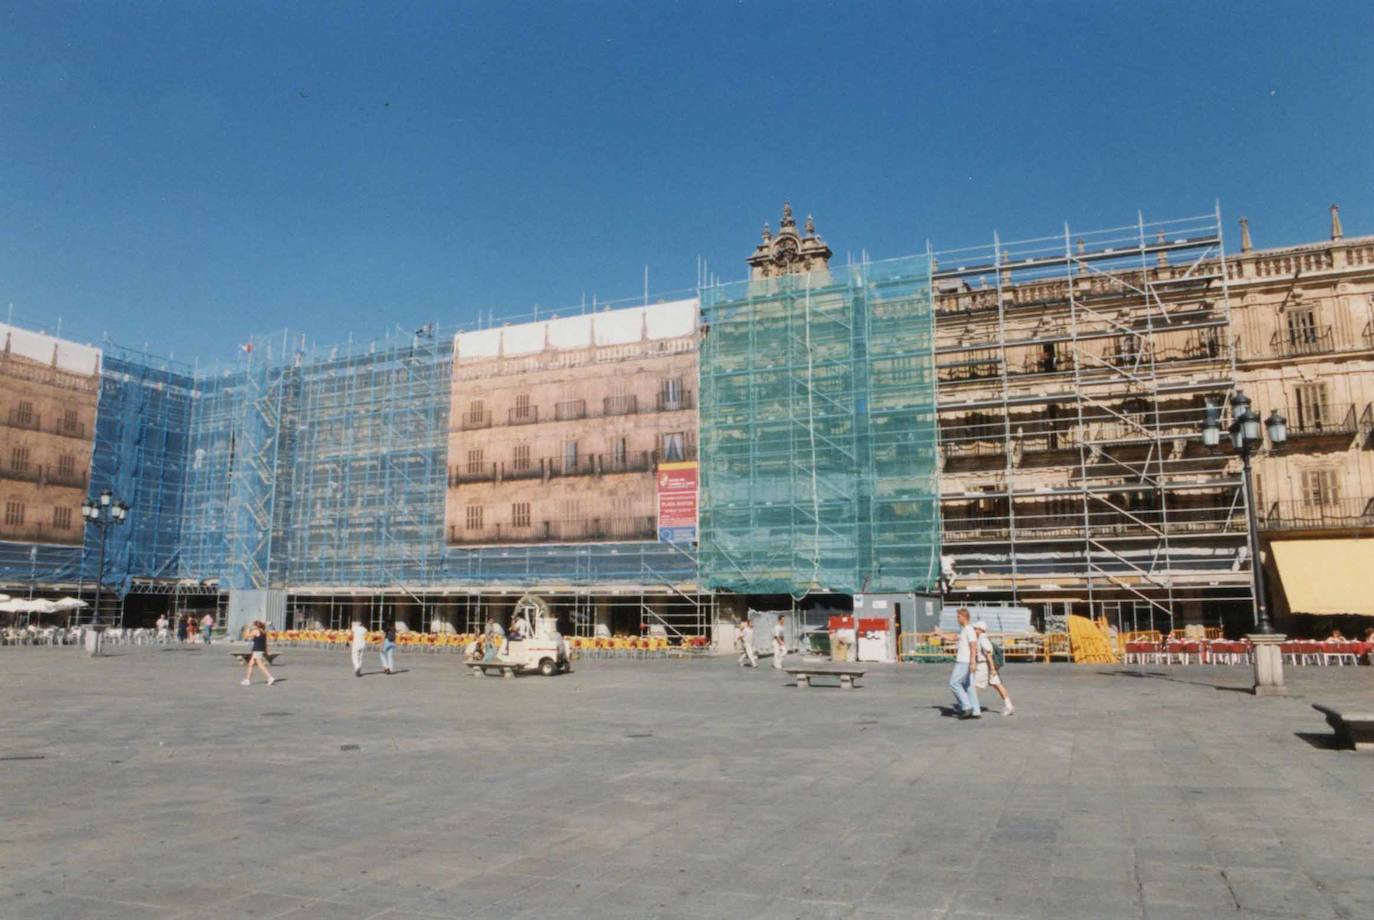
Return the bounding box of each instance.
[4,499,23,527]
[513,444,530,471]
[513,393,531,419]
[61,407,79,434]
[1293,383,1330,429]
[1287,308,1318,345]
[15,401,33,425]
[611,437,627,467]
[466,449,485,474]
[1301,469,1339,507]
[465,505,484,530]
[562,440,578,472]
[662,432,686,462]
[52,506,72,529]
[58,454,75,478]
[512,502,531,528]
[661,377,684,410]
[10,446,29,472]
[465,399,487,426]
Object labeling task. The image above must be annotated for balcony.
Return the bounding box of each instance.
[1262,498,1374,531]
[554,399,586,421]
[507,406,539,425]
[449,463,497,485]
[456,515,659,545]
[43,469,89,489]
[0,465,41,485]
[460,410,492,431]
[1270,325,1334,358]
[604,394,638,416]
[657,390,695,412]
[5,409,41,433]
[499,460,545,481]
[603,450,656,474]
[1285,403,1360,439]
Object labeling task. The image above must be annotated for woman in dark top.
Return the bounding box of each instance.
[241,620,277,686]
[379,619,398,675]
[176,615,189,644]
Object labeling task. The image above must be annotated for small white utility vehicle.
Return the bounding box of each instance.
[469,595,570,677]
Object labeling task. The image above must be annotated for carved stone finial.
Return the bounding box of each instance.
[1330,203,1343,241]
[805,213,816,236]
[781,201,795,228]
[1239,217,1253,253]
[1076,239,1086,254]
[762,222,772,243]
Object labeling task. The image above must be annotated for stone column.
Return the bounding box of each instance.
[1249,633,1287,696]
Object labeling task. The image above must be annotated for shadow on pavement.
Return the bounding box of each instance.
[1098,669,1252,693]
[1294,731,1344,751]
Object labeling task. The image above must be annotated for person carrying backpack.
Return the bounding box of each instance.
[973,621,1015,716]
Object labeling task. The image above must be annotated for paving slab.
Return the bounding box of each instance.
[1,647,1370,919]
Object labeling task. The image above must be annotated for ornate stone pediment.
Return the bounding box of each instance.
[747,202,833,279]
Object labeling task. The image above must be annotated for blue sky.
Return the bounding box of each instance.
[2,1,1371,363]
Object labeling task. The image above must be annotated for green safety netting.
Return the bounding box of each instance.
[698,255,940,596]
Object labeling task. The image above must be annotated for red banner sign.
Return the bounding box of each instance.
[657,461,698,542]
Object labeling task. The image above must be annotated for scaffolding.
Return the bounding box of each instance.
[0,333,193,624]
[933,209,1253,630]
[697,254,941,597]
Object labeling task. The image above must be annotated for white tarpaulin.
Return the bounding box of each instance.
[0,322,101,375]
[453,298,697,362]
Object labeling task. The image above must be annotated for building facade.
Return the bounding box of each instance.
[446,300,698,546]
[0,330,99,547]
[1,204,1370,637]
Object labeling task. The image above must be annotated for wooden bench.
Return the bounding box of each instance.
[231,652,280,664]
[1312,704,1374,751]
[785,666,866,690]
[465,660,519,679]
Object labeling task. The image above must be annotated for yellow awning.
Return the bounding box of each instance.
[1270,538,1374,616]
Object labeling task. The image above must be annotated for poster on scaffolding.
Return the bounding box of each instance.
[657,461,698,543]
[445,299,700,546]
[0,323,101,547]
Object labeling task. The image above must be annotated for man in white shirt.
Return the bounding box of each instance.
[948,608,981,719]
[155,614,169,645]
[350,620,368,677]
[737,619,758,668]
[772,615,786,670]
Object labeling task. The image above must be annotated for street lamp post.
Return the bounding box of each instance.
[81,489,129,628]
[1202,391,1287,694]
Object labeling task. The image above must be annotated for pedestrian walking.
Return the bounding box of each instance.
[350,619,368,677]
[156,614,169,645]
[948,608,981,719]
[738,618,758,668]
[772,615,786,670]
[240,620,277,686]
[200,611,215,645]
[972,621,1014,716]
[379,619,397,675]
[176,614,188,644]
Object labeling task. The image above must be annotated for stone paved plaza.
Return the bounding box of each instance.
[1,645,1372,919]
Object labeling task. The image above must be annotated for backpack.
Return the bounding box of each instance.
[988,640,1005,669]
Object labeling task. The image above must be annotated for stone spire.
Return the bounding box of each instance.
[780,201,795,229]
[1330,204,1343,241]
[1239,217,1253,253]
